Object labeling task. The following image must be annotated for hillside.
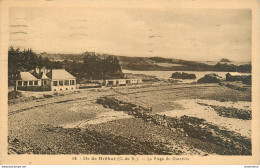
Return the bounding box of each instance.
[39,52,251,73]
[39,52,84,62]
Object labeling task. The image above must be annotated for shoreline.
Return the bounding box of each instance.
[8,82,252,155]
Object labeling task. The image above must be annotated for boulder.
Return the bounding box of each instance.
[171,72,196,79]
[197,73,223,83]
[242,75,252,85]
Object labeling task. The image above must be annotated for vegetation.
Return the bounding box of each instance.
[17,86,51,92]
[8,91,22,100]
[8,47,123,86]
[35,53,252,73]
[29,51,252,73]
[62,53,123,81]
[8,47,63,85]
[8,47,64,76]
[120,56,251,72]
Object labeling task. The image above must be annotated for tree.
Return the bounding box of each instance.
[103,56,122,78]
[83,53,103,79]
[43,57,52,69]
[8,47,21,78]
[38,56,44,68]
[63,59,70,70]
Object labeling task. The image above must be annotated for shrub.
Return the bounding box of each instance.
[8,91,22,100]
[17,86,51,92]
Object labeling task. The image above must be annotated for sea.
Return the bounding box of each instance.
[122,69,251,83]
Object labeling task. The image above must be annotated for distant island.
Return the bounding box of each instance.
[220,58,231,63]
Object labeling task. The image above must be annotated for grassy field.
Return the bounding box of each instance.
[8,82,251,155]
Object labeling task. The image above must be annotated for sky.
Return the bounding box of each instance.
[9,8,251,62]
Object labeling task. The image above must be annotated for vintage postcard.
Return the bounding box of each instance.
[0,0,259,165]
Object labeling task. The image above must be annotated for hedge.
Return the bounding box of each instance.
[17,86,51,92]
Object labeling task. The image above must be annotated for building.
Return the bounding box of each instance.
[103,78,142,87]
[16,69,76,92]
[129,79,142,84]
[46,69,76,91]
[16,72,41,91]
[104,79,126,87]
[40,72,51,86]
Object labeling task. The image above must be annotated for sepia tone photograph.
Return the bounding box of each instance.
[1,0,260,165]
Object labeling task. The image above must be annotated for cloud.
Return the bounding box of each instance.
[8,8,251,61]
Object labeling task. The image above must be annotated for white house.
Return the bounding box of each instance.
[16,72,41,90]
[103,78,142,87]
[46,69,76,91]
[16,69,76,92]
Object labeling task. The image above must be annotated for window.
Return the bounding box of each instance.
[29,81,33,86]
[59,80,63,86]
[70,80,75,85]
[64,80,69,86]
[53,81,58,86]
[60,88,62,91]
[66,88,68,90]
[54,89,56,91]
[23,81,28,86]
[34,81,38,86]
[44,80,47,85]
[18,81,22,86]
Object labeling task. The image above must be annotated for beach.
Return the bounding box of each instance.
[8,81,251,155]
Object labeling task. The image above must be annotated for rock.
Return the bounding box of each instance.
[243,75,252,85]
[171,72,196,79]
[12,138,20,144]
[197,73,223,83]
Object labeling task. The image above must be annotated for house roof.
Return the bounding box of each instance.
[41,72,50,79]
[32,72,50,79]
[46,69,76,80]
[18,72,38,81]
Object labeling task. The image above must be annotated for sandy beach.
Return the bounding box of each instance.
[8,82,251,155]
